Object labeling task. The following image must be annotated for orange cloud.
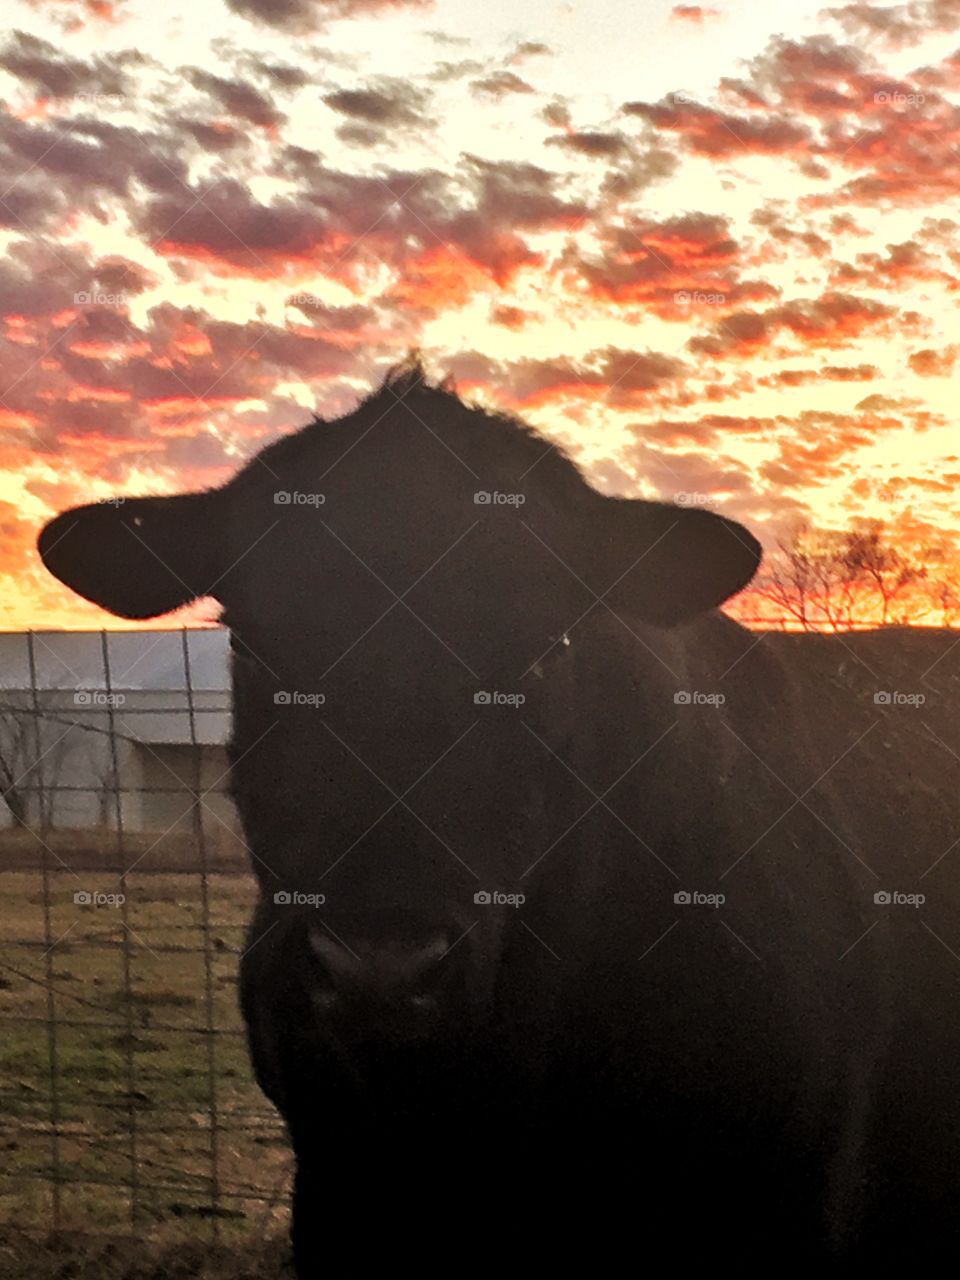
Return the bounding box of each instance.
[670,5,721,22]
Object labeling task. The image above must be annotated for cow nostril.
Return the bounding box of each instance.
[312,988,340,1013]
[414,934,454,978]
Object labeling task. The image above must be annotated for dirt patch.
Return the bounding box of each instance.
[0,1228,292,1279]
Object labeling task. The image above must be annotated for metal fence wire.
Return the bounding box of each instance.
[0,629,290,1244]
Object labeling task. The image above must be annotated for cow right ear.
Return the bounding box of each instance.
[593,496,761,628]
[38,491,223,620]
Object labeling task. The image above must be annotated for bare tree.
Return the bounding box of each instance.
[753,524,864,632]
[931,577,960,627]
[842,522,926,626]
[0,693,32,826]
[0,691,69,828]
[753,520,937,631]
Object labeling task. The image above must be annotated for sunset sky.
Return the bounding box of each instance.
[4,0,960,628]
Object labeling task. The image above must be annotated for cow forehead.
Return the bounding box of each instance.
[211,395,597,601]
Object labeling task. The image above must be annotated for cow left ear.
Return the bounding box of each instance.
[594,496,761,627]
[38,491,223,620]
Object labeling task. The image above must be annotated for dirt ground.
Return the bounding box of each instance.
[0,1228,293,1279]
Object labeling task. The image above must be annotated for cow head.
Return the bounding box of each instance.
[38,359,761,1049]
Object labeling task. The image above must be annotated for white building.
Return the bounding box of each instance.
[0,629,236,838]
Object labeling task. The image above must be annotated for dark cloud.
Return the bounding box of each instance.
[622,95,812,158]
[820,363,879,380]
[93,257,158,295]
[547,130,632,159]
[271,144,327,181]
[830,239,954,288]
[821,1,960,49]
[285,296,378,336]
[489,304,535,330]
[542,99,572,128]
[238,56,312,90]
[470,72,536,100]
[125,154,588,313]
[0,244,386,491]
[424,31,471,46]
[427,59,486,82]
[134,177,326,273]
[746,33,868,116]
[1,238,115,317]
[184,68,288,129]
[508,41,552,64]
[323,78,434,129]
[174,117,252,154]
[225,0,430,35]
[444,346,687,409]
[0,30,146,100]
[688,292,899,357]
[558,211,775,317]
[334,122,388,148]
[751,204,832,258]
[758,364,878,387]
[0,106,192,235]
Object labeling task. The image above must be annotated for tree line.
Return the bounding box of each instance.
[738,520,960,631]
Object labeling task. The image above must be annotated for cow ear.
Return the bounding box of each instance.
[596,497,761,627]
[38,491,222,620]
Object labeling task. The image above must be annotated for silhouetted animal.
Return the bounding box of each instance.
[39,358,960,1268]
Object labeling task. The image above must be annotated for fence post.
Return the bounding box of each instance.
[100,630,140,1227]
[25,630,62,1230]
[181,627,222,1234]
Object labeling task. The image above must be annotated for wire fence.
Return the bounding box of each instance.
[0,629,290,1249]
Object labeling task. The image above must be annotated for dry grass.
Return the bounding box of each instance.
[0,826,250,874]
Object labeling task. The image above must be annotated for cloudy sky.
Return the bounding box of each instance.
[4,0,960,628]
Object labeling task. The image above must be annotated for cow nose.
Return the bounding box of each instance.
[407,932,454,976]
[306,924,457,989]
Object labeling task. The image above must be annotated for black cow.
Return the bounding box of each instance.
[38,358,960,1268]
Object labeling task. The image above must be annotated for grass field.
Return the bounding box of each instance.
[0,858,292,1273]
